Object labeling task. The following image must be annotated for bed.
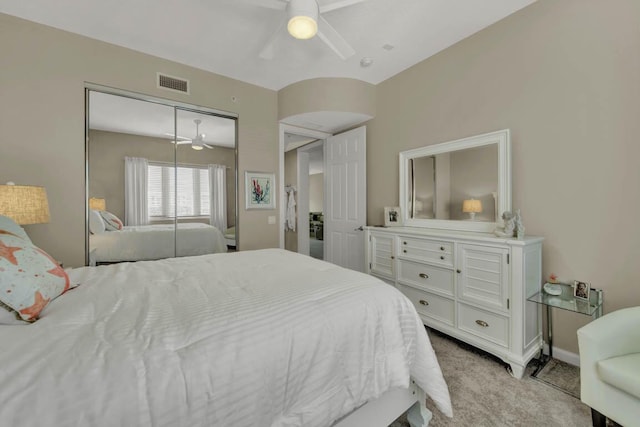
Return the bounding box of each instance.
[89,222,227,264]
[0,247,452,426]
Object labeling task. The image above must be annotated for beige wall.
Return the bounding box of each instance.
[89,130,236,226]
[309,173,324,213]
[0,13,278,266]
[278,78,376,121]
[367,0,640,353]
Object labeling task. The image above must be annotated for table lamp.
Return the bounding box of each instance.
[0,182,50,225]
[462,198,482,221]
[89,197,106,211]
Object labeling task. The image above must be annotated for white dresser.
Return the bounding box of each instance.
[366,226,543,379]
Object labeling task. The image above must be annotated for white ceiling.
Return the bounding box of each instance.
[0,0,535,91]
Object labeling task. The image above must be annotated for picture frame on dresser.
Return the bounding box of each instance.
[384,206,402,227]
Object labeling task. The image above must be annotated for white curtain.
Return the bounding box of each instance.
[125,156,149,226]
[208,164,227,232]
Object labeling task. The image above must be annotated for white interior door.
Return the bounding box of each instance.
[324,126,366,272]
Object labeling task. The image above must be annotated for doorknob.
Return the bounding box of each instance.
[354,226,364,231]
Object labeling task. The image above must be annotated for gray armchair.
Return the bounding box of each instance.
[577,306,640,426]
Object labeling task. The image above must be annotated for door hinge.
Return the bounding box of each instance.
[507,298,510,309]
[369,262,372,270]
[369,234,371,241]
[507,254,510,264]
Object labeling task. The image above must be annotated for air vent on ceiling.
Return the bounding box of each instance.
[157,73,190,94]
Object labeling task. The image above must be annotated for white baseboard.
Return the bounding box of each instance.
[543,343,580,367]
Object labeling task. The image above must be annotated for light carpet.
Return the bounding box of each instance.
[532,358,581,399]
[390,328,591,427]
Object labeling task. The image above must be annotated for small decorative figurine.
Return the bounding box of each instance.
[494,211,515,237]
[514,209,525,239]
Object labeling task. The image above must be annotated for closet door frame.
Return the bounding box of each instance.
[84,83,238,266]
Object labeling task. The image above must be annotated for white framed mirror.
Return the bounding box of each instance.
[399,129,511,233]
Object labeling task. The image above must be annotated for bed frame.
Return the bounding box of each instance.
[334,380,431,427]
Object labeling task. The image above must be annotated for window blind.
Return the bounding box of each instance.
[147,163,210,218]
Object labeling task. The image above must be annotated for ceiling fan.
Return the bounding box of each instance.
[167,119,214,150]
[239,0,366,60]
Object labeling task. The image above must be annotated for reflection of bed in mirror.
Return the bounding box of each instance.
[90,223,227,265]
[223,226,236,248]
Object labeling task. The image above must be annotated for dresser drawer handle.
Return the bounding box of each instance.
[440,246,445,251]
[456,269,461,274]
[403,241,407,245]
[390,256,395,260]
[419,300,429,306]
[418,273,429,279]
[440,256,445,260]
[475,320,489,328]
[403,249,407,253]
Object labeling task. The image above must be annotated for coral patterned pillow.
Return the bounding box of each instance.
[0,234,71,322]
[99,211,123,231]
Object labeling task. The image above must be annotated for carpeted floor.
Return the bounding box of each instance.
[389,328,591,427]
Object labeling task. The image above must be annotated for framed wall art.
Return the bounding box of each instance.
[245,171,275,210]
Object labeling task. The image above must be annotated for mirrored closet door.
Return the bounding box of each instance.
[86,89,237,266]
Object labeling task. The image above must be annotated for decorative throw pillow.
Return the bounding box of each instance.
[89,209,106,234]
[100,211,123,231]
[0,234,71,322]
[0,214,31,242]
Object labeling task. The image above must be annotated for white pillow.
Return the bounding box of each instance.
[89,210,106,234]
[100,211,124,231]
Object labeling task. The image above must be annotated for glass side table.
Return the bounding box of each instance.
[528,282,603,374]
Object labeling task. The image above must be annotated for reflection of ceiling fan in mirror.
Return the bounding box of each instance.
[239,0,366,60]
[166,119,215,150]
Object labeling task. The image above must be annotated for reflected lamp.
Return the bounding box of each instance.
[0,183,51,225]
[462,199,482,221]
[89,198,106,211]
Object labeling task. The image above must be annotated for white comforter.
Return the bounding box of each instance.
[0,249,451,426]
[90,222,227,263]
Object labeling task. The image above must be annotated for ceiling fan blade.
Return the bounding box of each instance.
[259,17,288,60]
[319,0,367,14]
[235,0,287,10]
[316,16,355,60]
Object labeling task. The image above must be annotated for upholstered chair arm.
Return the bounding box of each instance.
[578,306,640,411]
[578,307,640,362]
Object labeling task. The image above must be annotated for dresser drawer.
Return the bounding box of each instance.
[398,236,453,267]
[397,259,454,296]
[458,303,509,348]
[398,284,455,326]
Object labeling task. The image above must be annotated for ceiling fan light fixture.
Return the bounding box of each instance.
[191,138,204,150]
[191,119,204,150]
[287,0,318,40]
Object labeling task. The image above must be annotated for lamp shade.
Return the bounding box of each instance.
[0,184,50,225]
[287,0,318,39]
[89,197,106,211]
[462,199,483,213]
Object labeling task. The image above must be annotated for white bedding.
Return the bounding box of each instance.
[0,249,451,426]
[90,222,227,263]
